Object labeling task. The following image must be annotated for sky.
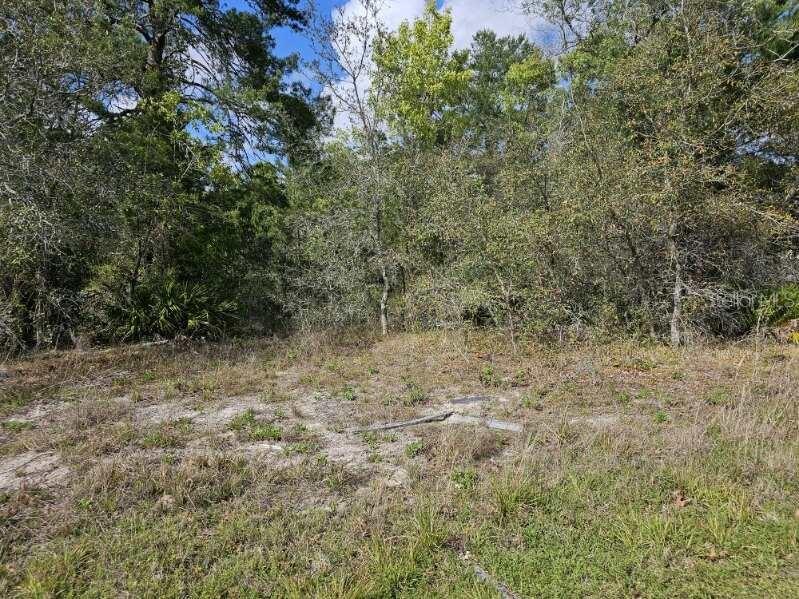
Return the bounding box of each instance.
[230,0,554,85]
[218,0,554,146]
[253,0,554,131]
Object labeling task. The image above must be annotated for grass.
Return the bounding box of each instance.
[402,382,428,406]
[1,420,34,432]
[405,440,424,458]
[0,331,797,596]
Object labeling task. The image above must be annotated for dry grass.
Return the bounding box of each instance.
[1,331,797,596]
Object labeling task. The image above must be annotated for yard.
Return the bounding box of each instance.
[1,332,797,597]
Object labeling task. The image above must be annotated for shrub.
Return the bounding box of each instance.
[756,284,799,326]
[93,273,237,342]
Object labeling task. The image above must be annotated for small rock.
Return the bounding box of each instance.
[310,552,331,574]
[385,468,410,488]
[155,494,176,512]
[0,369,9,381]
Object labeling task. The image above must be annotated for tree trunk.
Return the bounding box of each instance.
[668,222,682,347]
[379,263,389,336]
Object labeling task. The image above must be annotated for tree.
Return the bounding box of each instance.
[295,0,411,335]
[549,0,799,343]
[372,1,470,147]
[0,0,321,351]
[92,0,319,162]
[0,0,124,349]
[461,30,553,146]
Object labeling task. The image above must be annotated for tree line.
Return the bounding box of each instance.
[1,0,797,353]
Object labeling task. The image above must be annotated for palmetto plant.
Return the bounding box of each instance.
[104,276,237,342]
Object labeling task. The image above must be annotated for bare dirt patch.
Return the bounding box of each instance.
[0,451,70,491]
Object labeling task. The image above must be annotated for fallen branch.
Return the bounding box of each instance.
[463,554,522,599]
[352,411,524,434]
[471,563,522,599]
[351,411,454,433]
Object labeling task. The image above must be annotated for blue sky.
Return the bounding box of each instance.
[223,1,554,83]
[214,0,553,153]
[224,0,339,70]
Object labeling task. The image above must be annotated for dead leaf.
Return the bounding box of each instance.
[705,545,728,562]
[155,494,176,512]
[672,489,692,508]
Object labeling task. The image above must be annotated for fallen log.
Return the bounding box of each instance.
[351,411,523,434]
[351,411,454,433]
[461,553,522,599]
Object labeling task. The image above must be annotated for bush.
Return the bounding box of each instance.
[93,274,237,342]
[755,284,799,327]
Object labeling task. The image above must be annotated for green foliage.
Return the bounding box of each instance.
[2,0,798,350]
[1,420,34,432]
[403,383,428,406]
[373,2,470,145]
[405,440,425,458]
[756,284,799,326]
[451,467,479,490]
[340,387,357,402]
[479,365,502,388]
[248,424,282,442]
[229,409,281,441]
[93,274,237,342]
[229,410,258,432]
[0,0,318,352]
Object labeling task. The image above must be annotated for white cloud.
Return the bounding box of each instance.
[326,0,550,131]
[337,0,426,32]
[335,0,547,50]
[442,0,549,50]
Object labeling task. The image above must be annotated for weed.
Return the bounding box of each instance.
[654,410,669,424]
[361,431,380,449]
[706,387,731,406]
[75,497,93,511]
[479,365,501,387]
[631,356,657,371]
[521,391,542,411]
[249,423,281,442]
[161,384,177,402]
[140,426,185,449]
[229,409,257,431]
[405,440,424,458]
[403,383,427,406]
[340,387,357,402]
[286,441,316,455]
[491,473,538,524]
[451,467,478,490]
[228,409,280,441]
[615,391,631,406]
[2,420,34,432]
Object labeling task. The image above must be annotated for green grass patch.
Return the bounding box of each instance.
[1,420,34,432]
